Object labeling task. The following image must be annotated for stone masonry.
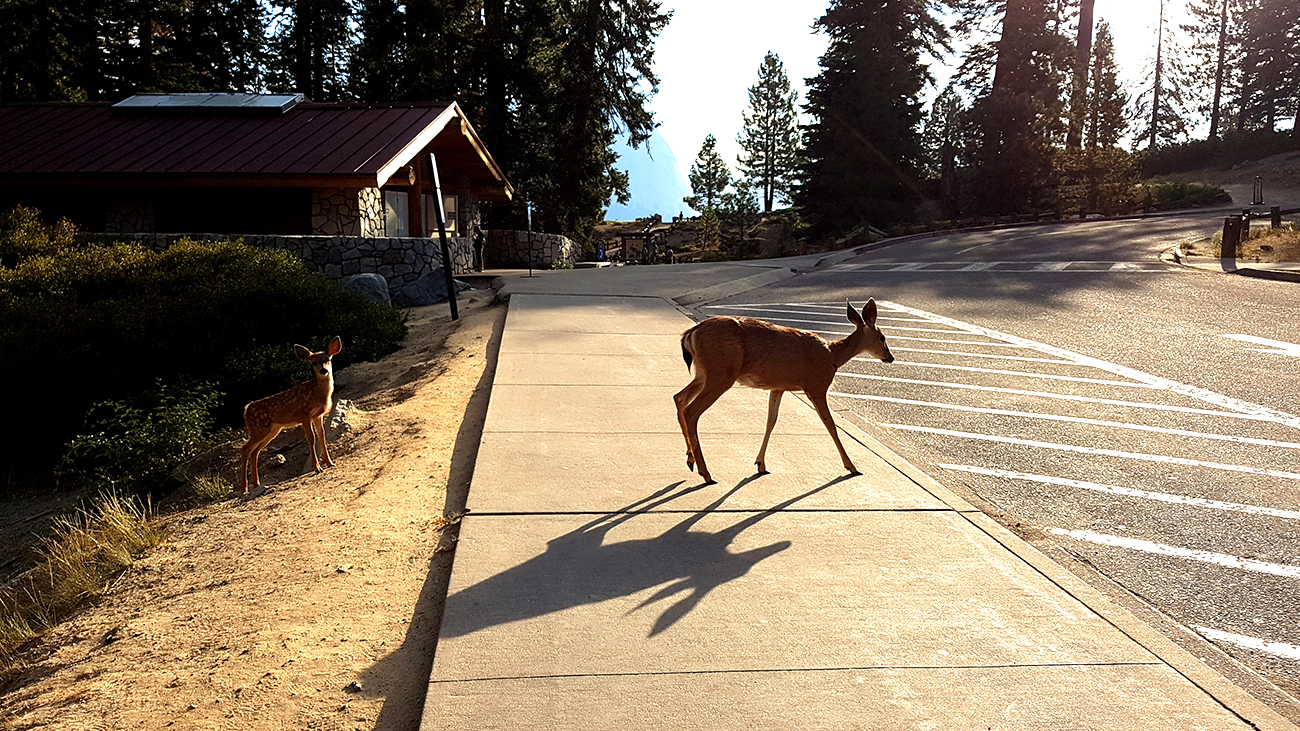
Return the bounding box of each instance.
[98,232,474,299]
[485,229,578,268]
[312,188,385,237]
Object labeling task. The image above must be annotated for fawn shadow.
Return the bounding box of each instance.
[440,474,850,639]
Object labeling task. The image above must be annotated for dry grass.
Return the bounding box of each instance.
[1182,222,1300,261]
[0,492,166,681]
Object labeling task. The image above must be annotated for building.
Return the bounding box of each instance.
[0,93,513,240]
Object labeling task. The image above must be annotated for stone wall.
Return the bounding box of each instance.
[97,232,474,298]
[312,188,385,237]
[103,190,154,234]
[485,229,578,268]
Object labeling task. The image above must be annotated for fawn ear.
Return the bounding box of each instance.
[294,344,311,360]
[328,336,342,356]
[846,301,865,327]
[862,298,878,326]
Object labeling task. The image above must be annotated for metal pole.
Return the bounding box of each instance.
[1253,176,1264,205]
[429,153,459,321]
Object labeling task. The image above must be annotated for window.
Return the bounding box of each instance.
[384,190,409,237]
[422,193,458,236]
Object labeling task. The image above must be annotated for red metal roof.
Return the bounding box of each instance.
[0,101,511,196]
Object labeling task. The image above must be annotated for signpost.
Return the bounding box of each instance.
[429,153,459,321]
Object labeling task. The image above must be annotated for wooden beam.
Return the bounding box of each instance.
[384,166,416,187]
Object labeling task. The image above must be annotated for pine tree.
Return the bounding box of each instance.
[797,0,947,238]
[685,135,731,213]
[1132,0,1192,148]
[737,52,801,213]
[520,0,671,244]
[266,0,355,101]
[961,0,1072,214]
[1234,0,1299,131]
[0,0,98,102]
[1085,21,1127,150]
[920,86,966,219]
[1065,0,1096,149]
[1181,0,1236,139]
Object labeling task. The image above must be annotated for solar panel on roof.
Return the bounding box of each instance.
[111,93,304,115]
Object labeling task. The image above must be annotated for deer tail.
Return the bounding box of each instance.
[680,326,697,371]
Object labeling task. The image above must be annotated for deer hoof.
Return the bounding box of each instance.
[755,461,769,475]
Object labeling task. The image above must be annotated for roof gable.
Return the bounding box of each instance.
[0,99,512,199]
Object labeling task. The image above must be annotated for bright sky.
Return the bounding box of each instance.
[649,0,1196,183]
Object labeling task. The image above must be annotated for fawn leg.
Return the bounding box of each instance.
[754,390,783,474]
[300,422,323,472]
[808,390,859,475]
[315,413,334,467]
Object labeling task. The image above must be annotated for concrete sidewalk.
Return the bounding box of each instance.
[421,267,1298,730]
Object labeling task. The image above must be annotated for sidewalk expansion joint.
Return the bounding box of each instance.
[431,661,1167,684]
[461,508,957,517]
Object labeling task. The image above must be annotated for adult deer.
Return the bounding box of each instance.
[238,337,342,494]
[674,301,893,483]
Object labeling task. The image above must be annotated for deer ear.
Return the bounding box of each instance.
[862,298,878,326]
[294,344,311,360]
[328,336,342,356]
[846,301,865,327]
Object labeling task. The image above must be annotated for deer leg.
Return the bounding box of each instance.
[301,422,323,473]
[673,378,706,472]
[808,390,859,475]
[681,380,733,484]
[241,428,280,492]
[315,413,334,468]
[754,390,783,474]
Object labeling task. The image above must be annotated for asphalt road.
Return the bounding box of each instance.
[693,210,1300,704]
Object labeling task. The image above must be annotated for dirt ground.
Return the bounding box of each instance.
[0,293,505,731]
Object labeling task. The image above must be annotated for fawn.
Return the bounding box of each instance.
[674,301,893,483]
[238,337,342,494]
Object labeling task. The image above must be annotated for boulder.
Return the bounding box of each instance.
[391,272,470,307]
[340,273,391,305]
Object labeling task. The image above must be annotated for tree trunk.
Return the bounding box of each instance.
[1208,0,1228,139]
[1149,0,1164,149]
[1065,0,1095,149]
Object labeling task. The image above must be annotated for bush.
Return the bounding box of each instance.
[0,205,81,267]
[1141,179,1232,210]
[1142,130,1300,177]
[59,381,223,495]
[0,213,407,478]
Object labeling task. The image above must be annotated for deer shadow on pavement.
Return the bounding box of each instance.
[439,473,852,641]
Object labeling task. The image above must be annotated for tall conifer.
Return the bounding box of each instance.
[737,52,801,213]
[797,0,946,237]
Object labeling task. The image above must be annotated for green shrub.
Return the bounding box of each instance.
[1142,179,1232,210]
[59,381,222,495]
[0,215,407,478]
[0,205,81,267]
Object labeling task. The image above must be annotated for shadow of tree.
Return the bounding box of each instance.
[441,474,853,639]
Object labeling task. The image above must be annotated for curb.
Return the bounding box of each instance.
[825,403,1300,730]
[1163,249,1300,284]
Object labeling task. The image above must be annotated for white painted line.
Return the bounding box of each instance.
[1049,529,1300,579]
[835,394,1300,449]
[696,312,975,336]
[878,301,1300,428]
[853,360,1159,388]
[877,336,1028,348]
[1194,627,1300,661]
[939,465,1300,521]
[889,347,1078,365]
[883,424,1300,481]
[1220,334,1300,358]
[834,373,1292,424]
